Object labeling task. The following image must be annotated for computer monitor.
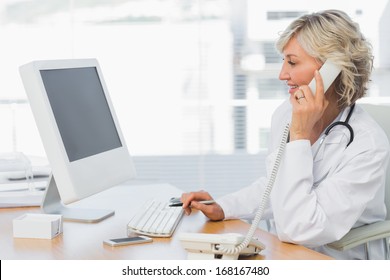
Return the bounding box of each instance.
[19,58,136,222]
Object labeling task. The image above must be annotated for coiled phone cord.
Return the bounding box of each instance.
[218,123,290,255]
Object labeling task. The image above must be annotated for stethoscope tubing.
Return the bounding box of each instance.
[324,103,355,147]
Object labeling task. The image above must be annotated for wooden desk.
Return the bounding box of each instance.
[0,182,331,260]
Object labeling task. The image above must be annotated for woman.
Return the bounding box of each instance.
[181,10,389,259]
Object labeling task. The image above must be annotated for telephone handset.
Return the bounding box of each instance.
[180,61,341,260]
[308,60,341,94]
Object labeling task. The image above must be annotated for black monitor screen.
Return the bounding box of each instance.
[40,67,122,162]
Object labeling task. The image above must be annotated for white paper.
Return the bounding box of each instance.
[0,187,45,208]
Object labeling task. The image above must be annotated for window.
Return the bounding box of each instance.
[1,0,390,196]
[267,11,307,20]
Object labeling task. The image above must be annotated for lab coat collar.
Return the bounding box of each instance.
[312,106,354,162]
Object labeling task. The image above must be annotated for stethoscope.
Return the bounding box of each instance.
[312,103,355,185]
[321,103,355,148]
[313,103,355,160]
[288,103,356,149]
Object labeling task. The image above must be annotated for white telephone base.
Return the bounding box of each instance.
[179,232,265,260]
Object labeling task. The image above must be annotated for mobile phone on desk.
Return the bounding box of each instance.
[103,236,152,247]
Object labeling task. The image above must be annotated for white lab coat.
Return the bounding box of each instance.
[217,100,389,259]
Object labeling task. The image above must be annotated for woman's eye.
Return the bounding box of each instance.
[288,60,296,66]
[282,58,296,66]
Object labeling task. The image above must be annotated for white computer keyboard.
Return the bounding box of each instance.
[127,199,184,237]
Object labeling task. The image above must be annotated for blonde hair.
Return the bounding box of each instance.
[276,10,373,109]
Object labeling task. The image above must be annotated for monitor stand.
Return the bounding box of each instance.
[41,175,115,223]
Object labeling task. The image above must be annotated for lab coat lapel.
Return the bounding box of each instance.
[313,108,352,163]
[313,131,345,163]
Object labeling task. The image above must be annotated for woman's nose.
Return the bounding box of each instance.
[279,64,290,81]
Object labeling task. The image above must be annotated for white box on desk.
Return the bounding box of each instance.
[13,213,63,239]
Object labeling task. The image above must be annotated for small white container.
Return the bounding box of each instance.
[13,213,63,239]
